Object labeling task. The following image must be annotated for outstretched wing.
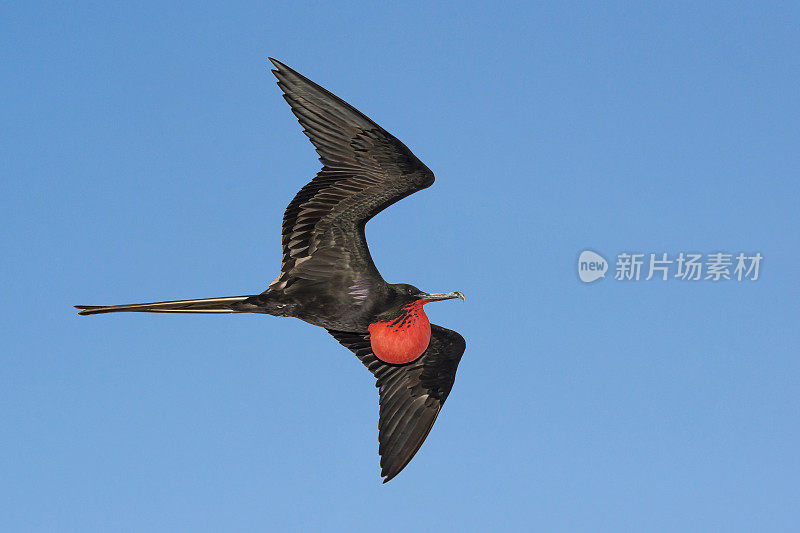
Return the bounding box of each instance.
[268,58,435,291]
[328,324,466,483]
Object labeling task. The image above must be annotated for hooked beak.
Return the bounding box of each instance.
[420,291,465,302]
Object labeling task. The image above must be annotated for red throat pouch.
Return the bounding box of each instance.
[368,301,431,364]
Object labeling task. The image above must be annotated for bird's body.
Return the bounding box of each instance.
[77,59,466,483]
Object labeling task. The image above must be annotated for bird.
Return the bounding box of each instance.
[76,58,466,483]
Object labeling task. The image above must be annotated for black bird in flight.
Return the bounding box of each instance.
[76,58,466,483]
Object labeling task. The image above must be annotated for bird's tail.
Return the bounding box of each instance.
[75,296,253,316]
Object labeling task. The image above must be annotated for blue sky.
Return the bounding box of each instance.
[3,1,799,531]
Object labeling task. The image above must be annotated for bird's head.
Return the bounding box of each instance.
[390,283,465,306]
[374,283,464,323]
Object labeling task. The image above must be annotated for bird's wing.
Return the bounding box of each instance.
[268,58,435,291]
[328,324,466,483]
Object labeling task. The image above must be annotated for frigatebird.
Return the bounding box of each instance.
[76,58,466,483]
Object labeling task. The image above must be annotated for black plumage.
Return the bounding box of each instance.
[77,58,466,482]
[329,326,464,482]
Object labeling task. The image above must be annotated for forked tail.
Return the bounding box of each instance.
[75,296,253,316]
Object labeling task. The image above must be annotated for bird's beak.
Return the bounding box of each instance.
[421,291,465,302]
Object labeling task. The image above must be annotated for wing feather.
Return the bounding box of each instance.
[328,324,466,482]
[268,58,435,291]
